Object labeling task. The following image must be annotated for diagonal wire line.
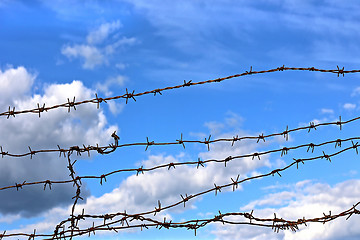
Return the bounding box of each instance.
[47,141,359,238]
[2,66,359,239]
[0,66,357,119]
[1,135,359,192]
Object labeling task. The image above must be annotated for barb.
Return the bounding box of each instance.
[3,201,358,239]
[2,66,360,239]
[1,115,359,159]
[1,66,360,118]
[2,135,360,192]
[58,142,357,225]
[8,137,350,240]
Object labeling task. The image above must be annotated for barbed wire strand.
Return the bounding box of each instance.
[30,139,357,240]
[0,115,353,159]
[1,200,358,239]
[0,142,360,239]
[1,135,359,192]
[0,66,356,119]
[1,66,359,239]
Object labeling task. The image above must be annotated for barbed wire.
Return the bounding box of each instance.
[0,115,355,159]
[6,200,360,239]
[2,151,359,240]
[2,200,359,239]
[41,138,358,239]
[0,66,357,119]
[2,125,359,238]
[1,135,359,192]
[1,66,360,239]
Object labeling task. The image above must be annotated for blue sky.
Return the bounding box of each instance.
[1,0,360,239]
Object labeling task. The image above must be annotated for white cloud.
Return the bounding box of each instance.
[115,63,127,70]
[0,213,21,224]
[94,74,129,115]
[0,66,36,104]
[87,20,122,45]
[61,20,136,69]
[107,101,125,115]
[204,121,224,135]
[343,103,356,110]
[0,66,117,217]
[212,179,360,240]
[61,44,106,69]
[124,1,360,46]
[204,112,244,136]
[104,37,137,54]
[299,118,324,127]
[351,87,360,97]
[6,115,274,236]
[320,108,334,114]
[240,191,297,211]
[95,75,127,96]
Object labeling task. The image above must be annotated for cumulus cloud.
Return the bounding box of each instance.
[104,37,137,54]
[320,108,334,114]
[95,75,127,114]
[86,20,122,45]
[0,66,36,104]
[61,20,136,69]
[6,114,275,235]
[212,180,360,240]
[343,103,356,110]
[61,44,106,69]
[0,66,117,217]
[299,116,332,127]
[95,75,127,96]
[107,101,125,115]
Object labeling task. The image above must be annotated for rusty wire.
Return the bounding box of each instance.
[39,138,358,239]
[2,135,356,239]
[1,200,359,239]
[1,66,360,239]
[3,200,360,240]
[0,66,357,119]
[1,135,359,192]
[0,115,354,159]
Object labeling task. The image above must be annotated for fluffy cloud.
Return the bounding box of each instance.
[95,75,127,96]
[86,20,122,45]
[61,20,136,69]
[95,75,128,115]
[320,108,334,115]
[0,66,117,217]
[343,103,356,110]
[6,114,274,236]
[61,44,106,69]
[212,180,360,240]
[0,66,35,104]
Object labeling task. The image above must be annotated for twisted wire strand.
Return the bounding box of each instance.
[0,66,356,119]
[1,135,358,192]
[0,114,353,159]
[45,140,359,239]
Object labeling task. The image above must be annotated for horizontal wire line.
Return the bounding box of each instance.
[1,136,358,192]
[0,114,353,159]
[46,140,359,238]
